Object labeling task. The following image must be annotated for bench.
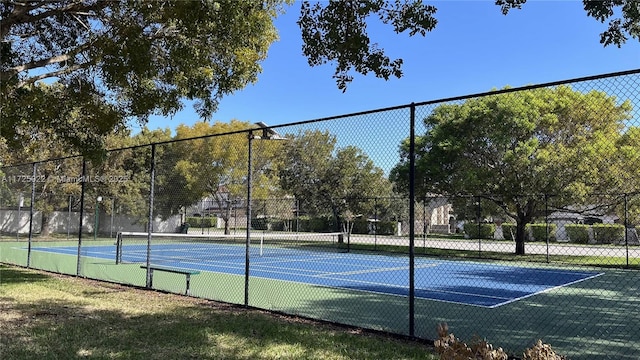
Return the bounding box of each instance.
[140,265,200,295]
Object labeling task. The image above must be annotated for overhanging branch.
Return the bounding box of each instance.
[1,39,94,84]
[17,63,86,88]
[1,1,109,40]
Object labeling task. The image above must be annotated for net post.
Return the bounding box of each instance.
[260,233,264,256]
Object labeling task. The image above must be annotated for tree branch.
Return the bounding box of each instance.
[17,63,86,88]
[1,39,95,84]
[8,53,72,75]
[1,1,109,40]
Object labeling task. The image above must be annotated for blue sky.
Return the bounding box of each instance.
[139,0,639,134]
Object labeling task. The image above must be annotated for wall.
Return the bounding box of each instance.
[0,209,181,235]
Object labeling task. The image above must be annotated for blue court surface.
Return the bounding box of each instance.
[33,242,603,308]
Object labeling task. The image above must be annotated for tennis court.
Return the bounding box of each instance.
[30,232,603,308]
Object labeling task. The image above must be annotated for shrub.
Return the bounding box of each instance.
[186,216,216,228]
[463,222,496,239]
[435,323,565,360]
[251,217,268,230]
[501,223,516,240]
[592,224,625,244]
[527,223,557,242]
[435,322,508,360]
[297,216,335,232]
[269,219,286,231]
[351,219,369,234]
[373,221,396,235]
[523,340,566,360]
[348,219,396,235]
[284,216,399,234]
[565,224,590,244]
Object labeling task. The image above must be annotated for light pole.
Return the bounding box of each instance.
[94,196,102,241]
[245,122,287,306]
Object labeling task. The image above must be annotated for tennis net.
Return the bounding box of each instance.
[115,231,345,264]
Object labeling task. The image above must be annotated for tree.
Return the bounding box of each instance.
[298,0,437,91]
[615,126,640,226]
[1,0,284,156]
[327,146,393,236]
[3,0,637,159]
[0,114,94,236]
[299,0,639,90]
[0,120,159,236]
[161,120,285,234]
[0,82,123,161]
[93,128,174,232]
[279,130,392,234]
[391,86,633,255]
[278,130,335,218]
[497,0,640,47]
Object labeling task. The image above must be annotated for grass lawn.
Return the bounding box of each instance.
[0,265,437,360]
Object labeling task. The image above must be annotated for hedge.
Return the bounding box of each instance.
[248,217,397,235]
[251,217,269,230]
[375,221,397,235]
[592,224,625,244]
[502,223,516,240]
[463,223,496,239]
[565,224,590,244]
[350,219,396,235]
[528,223,557,242]
[186,216,216,228]
[297,216,336,233]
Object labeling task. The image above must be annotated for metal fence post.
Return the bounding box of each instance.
[408,103,416,337]
[146,144,156,288]
[245,131,254,307]
[422,197,427,251]
[624,193,629,268]
[16,192,23,241]
[76,159,87,276]
[374,197,378,249]
[545,194,550,263]
[67,195,72,241]
[110,199,115,239]
[476,196,482,257]
[26,162,36,268]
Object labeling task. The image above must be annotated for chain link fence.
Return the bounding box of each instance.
[2,69,639,359]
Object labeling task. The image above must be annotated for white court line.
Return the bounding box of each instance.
[101,244,606,308]
[487,272,605,308]
[32,246,113,259]
[248,256,369,276]
[307,271,513,303]
[316,263,438,277]
[252,255,356,265]
[119,251,329,276]
[172,257,526,308]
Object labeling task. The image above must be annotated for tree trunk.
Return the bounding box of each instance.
[223,217,230,234]
[332,207,343,243]
[223,201,232,235]
[515,220,527,255]
[40,211,51,237]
